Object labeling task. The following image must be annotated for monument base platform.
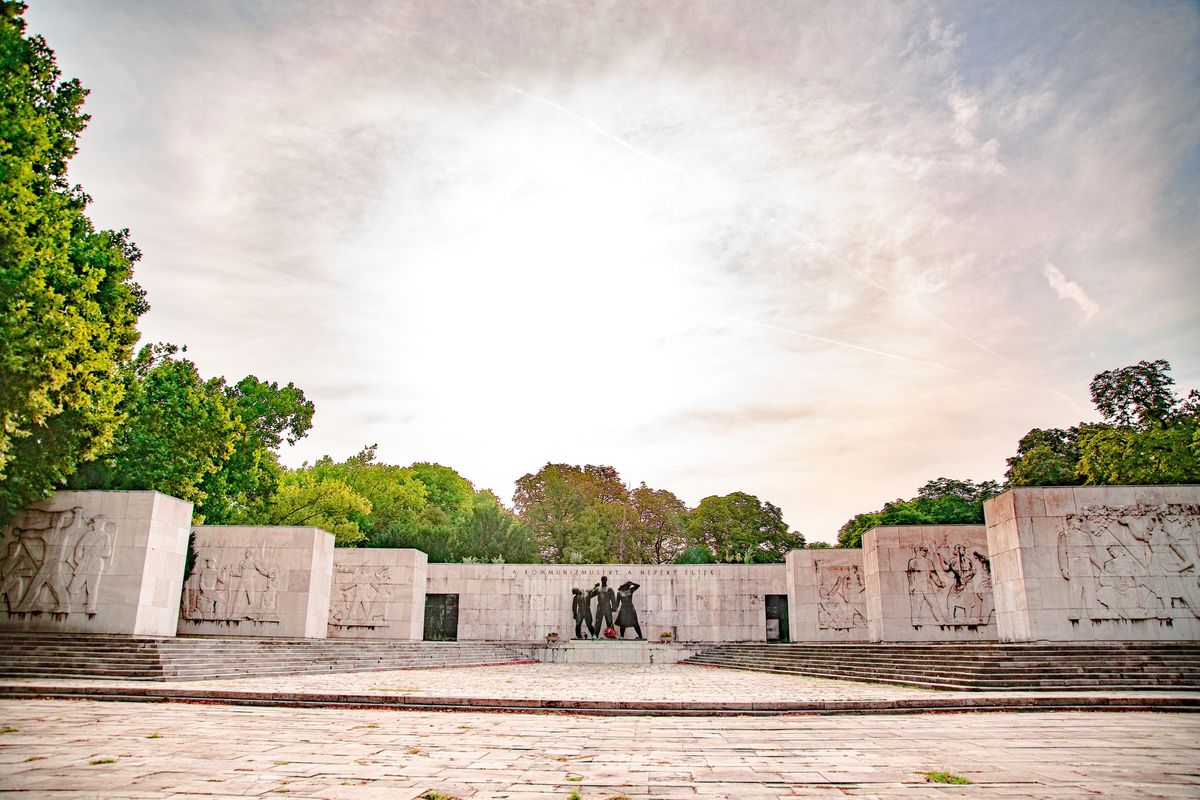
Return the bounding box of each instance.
[515,639,699,664]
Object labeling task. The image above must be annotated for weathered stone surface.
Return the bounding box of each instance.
[425,563,788,642]
[986,486,1200,641]
[785,549,868,642]
[0,490,192,636]
[863,525,997,642]
[327,547,427,640]
[182,526,334,638]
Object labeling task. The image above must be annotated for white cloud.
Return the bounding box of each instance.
[1042,263,1100,322]
[23,1,1200,541]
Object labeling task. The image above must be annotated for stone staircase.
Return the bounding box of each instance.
[683,642,1200,691]
[0,633,529,681]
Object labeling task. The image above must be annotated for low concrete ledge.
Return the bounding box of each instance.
[512,640,700,664]
[0,683,1195,716]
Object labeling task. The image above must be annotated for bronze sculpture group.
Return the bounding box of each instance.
[572,575,643,639]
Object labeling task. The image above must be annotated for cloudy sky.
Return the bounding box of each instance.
[27,1,1200,542]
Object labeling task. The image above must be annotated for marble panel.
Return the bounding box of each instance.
[0,491,192,636]
[862,525,997,642]
[986,486,1200,641]
[181,526,334,638]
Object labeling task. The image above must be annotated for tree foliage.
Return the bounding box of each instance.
[68,344,314,523]
[685,492,803,563]
[67,344,236,503]
[836,477,1001,549]
[0,1,147,524]
[273,447,536,562]
[1007,359,1199,488]
[514,464,800,563]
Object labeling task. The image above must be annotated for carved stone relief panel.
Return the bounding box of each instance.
[0,507,116,615]
[815,561,866,630]
[182,545,280,623]
[1059,503,1200,623]
[906,538,994,630]
[328,564,392,628]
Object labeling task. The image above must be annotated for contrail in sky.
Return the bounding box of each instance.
[473,65,1019,369]
[724,316,920,363]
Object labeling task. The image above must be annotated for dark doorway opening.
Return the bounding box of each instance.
[423,594,459,641]
[765,594,790,642]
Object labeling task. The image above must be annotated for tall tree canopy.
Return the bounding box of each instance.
[1007,359,1199,487]
[515,463,801,563]
[0,1,147,524]
[684,492,804,563]
[67,344,316,524]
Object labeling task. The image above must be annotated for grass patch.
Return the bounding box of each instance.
[272,761,289,766]
[89,758,117,765]
[568,790,583,800]
[406,746,424,756]
[0,726,17,734]
[924,770,971,785]
[23,755,45,762]
[567,775,582,781]
[421,792,461,800]
[145,732,162,739]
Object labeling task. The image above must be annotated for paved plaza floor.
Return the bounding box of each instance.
[1,664,1198,798]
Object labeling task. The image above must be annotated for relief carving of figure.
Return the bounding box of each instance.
[226,547,278,621]
[906,545,945,626]
[1059,503,1197,624]
[940,544,978,622]
[816,563,866,630]
[183,557,226,620]
[329,565,390,627]
[68,516,115,614]
[0,507,117,616]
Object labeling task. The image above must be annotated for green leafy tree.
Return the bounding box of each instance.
[456,490,537,563]
[685,492,802,563]
[514,463,623,562]
[1089,359,1178,430]
[673,544,716,564]
[1005,427,1085,487]
[1006,359,1199,487]
[196,376,314,524]
[836,477,1001,548]
[68,344,237,504]
[407,462,475,527]
[0,2,147,524]
[628,482,687,564]
[253,469,370,546]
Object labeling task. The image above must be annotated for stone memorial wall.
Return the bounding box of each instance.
[986,486,1200,642]
[863,524,997,642]
[182,526,334,638]
[0,491,192,636]
[424,563,788,642]
[6,487,1199,644]
[785,548,868,642]
[327,548,427,640]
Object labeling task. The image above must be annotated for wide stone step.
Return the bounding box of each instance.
[683,643,1200,691]
[0,633,529,680]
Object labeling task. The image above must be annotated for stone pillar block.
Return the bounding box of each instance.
[327,548,428,639]
[181,526,334,638]
[785,549,868,642]
[0,490,192,636]
[985,486,1200,642]
[862,525,997,642]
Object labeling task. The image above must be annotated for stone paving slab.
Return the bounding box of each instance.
[1,663,1196,716]
[1,700,1198,798]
